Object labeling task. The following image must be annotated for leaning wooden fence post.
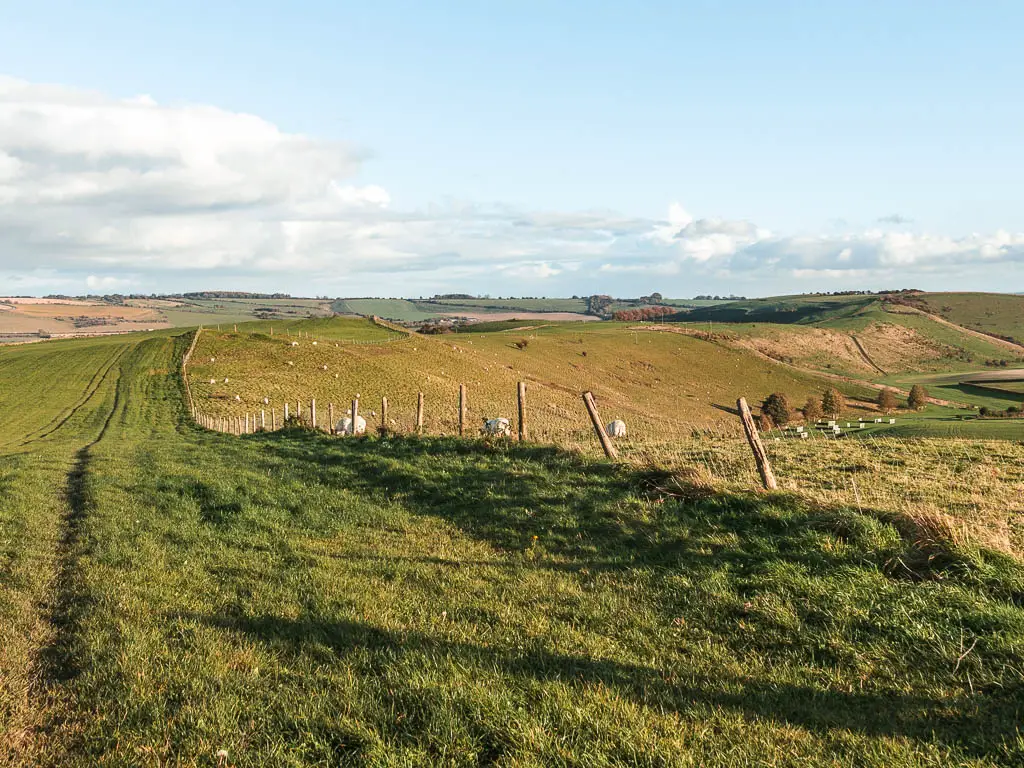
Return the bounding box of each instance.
[329,403,335,434]
[582,391,617,460]
[459,384,467,436]
[416,392,424,434]
[737,397,778,491]
[381,396,388,433]
[517,381,527,441]
[311,399,317,430]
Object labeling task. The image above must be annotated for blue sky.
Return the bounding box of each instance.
[1,1,1022,297]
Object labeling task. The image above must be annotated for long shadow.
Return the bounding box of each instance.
[248,431,890,579]
[175,610,1021,761]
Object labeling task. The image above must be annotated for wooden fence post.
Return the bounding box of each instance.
[517,381,527,441]
[261,410,266,431]
[311,399,317,430]
[416,392,424,434]
[284,402,289,422]
[297,400,302,421]
[381,396,388,433]
[329,403,335,434]
[737,397,778,491]
[582,391,618,460]
[272,408,277,430]
[459,384,467,436]
[352,398,359,435]
[245,413,250,433]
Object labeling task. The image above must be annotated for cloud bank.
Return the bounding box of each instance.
[2,76,1023,297]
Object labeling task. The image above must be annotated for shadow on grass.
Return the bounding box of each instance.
[176,609,1022,761]
[202,430,1023,760]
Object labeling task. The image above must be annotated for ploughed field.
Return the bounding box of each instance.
[1,326,1023,766]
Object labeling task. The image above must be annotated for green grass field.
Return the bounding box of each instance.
[3,322,1024,765]
[917,293,1024,344]
[331,299,442,322]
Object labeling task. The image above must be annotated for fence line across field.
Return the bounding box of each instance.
[182,327,783,492]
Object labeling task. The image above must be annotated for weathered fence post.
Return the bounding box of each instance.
[272,408,277,430]
[261,410,266,431]
[737,397,778,491]
[284,402,289,422]
[416,392,424,434]
[311,399,317,430]
[351,398,359,434]
[381,396,388,433]
[582,391,618,460]
[459,384,467,436]
[517,381,527,441]
[245,413,250,433]
[329,403,335,434]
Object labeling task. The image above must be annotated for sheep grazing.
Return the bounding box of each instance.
[287,361,295,366]
[312,341,318,346]
[481,417,512,436]
[262,397,270,405]
[320,365,328,371]
[208,378,216,385]
[209,356,216,363]
[290,341,299,347]
[234,395,242,402]
[607,420,627,438]
[223,377,229,383]
[337,415,367,435]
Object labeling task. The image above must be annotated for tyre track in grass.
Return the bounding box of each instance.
[13,345,129,449]
[19,355,126,761]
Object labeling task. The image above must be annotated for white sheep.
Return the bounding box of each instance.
[291,341,299,347]
[607,420,627,438]
[263,397,270,405]
[481,417,512,436]
[234,395,241,402]
[337,415,367,435]
[208,378,216,385]
[223,377,229,383]
[209,356,216,362]
[287,361,295,367]
[312,341,318,346]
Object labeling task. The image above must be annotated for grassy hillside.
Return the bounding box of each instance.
[332,298,441,322]
[187,320,863,440]
[912,293,1024,344]
[2,330,1023,765]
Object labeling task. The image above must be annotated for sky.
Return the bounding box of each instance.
[1,0,1022,298]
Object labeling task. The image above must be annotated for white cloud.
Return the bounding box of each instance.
[85,274,134,291]
[1,76,1024,296]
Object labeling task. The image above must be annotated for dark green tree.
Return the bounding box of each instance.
[761,392,792,427]
[822,387,845,418]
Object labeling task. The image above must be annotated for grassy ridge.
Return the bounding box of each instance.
[917,293,1024,343]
